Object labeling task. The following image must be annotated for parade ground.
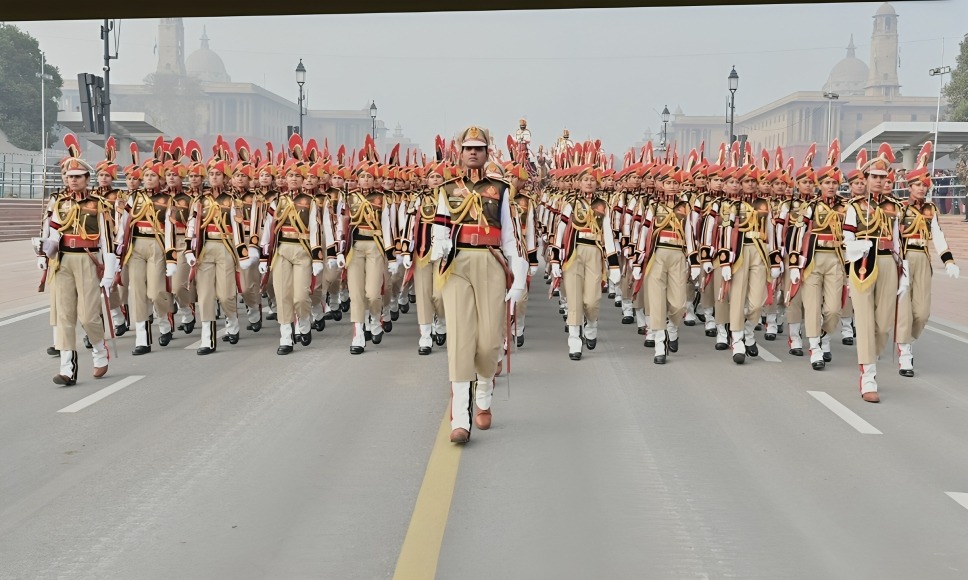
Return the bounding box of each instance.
[1,233,967,579]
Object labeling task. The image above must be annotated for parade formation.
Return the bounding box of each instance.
[34,121,961,442]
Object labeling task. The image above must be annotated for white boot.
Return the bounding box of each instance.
[200,321,216,350]
[654,330,668,362]
[731,330,746,363]
[280,323,294,347]
[635,308,647,328]
[808,336,824,367]
[475,375,494,411]
[821,333,832,360]
[666,319,678,342]
[311,301,324,323]
[451,381,473,432]
[765,313,778,336]
[860,364,878,398]
[898,343,914,376]
[716,324,728,347]
[418,324,433,352]
[568,325,582,358]
[225,315,240,336]
[704,307,716,332]
[157,313,172,335]
[295,315,311,337]
[788,322,803,353]
[685,302,698,324]
[622,300,634,318]
[58,350,78,382]
[111,307,126,327]
[433,316,447,336]
[515,314,526,338]
[369,314,384,339]
[178,305,194,325]
[135,320,150,347]
[584,319,598,340]
[351,322,365,349]
[247,304,261,324]
[841,317,854,340]
[743,320,756,347]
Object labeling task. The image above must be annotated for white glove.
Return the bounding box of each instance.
[312,261,325,277]
[165,263,177,277]
[690,266,701,281]
[430,239,452,261]
[401,255,412,270]
[790,268,801,285]
[100,276,113,290]
[388,260,400,276]
[239,256,256,270]
[32,236,43,255]
[622,246,632,259]
[258,261,269,275]
[897,259,910,297]
[721,265,732,282]
[551,263,562,278]
[505,286,526,309]
[844,240,873,263]
[528,265,538,276]
[37,256,48,270]
[336,253,346,268]
[945,263,960,279]
[185,252,197,267]
[42,231,61,257]
[608,267,621,285]
[770,266,782,280]
[702,261,713,274]
[327,258,338,270]
[632,266,642,281]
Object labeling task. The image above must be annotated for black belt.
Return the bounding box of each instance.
[575,238,598,246]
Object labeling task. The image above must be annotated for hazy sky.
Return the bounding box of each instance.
[10,1,968,153]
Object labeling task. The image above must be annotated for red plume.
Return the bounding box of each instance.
[855,148,867,171]
[153,136,165,161]
[104,137,117,163]
[826,139,841,166]
[323,138,330,161]
[716,142,727,166]
[915,141,932,170]
[801,142,817,168]
[63,133,81,159]
[170,137,184,162]
[774,146,784,172]
[760,148,770,171]
[235,137,251,163]
[698,140,705,161]
[288,133,304,161]
[130,141,140,166]
[186,140,202,163]
[877,142,895,163]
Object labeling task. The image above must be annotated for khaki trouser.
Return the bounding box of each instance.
[802,249,844,337]
[514,274,529,332]
[389,265,404,308]
[54,252,104,350]
[272,241,312,326]
[895,249,931,344]
[647,246,687,329]
[311,258,342,309]
[241,261,261,317]
[196,239,238,322]
[172,234,197,311]
[563,244,603,326]
[842,295,853,318]
[441,249,506,382]
[414,257,444,326]
[783,265,803,324]
[850,253,899,365]
[729,243,768,328]
[126,236,171,325]
[713,256,730,325]
[347,240,386,323]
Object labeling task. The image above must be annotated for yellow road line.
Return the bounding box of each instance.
[393,405,464,580]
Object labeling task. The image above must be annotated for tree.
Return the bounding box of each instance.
[0,24,63,151]
[944,35,968,123]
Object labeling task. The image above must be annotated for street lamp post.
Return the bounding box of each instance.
[295,59,306,136]
[36,51,53,199]
[661,105,670,152]
[728,66,739,144]
[929,63,951,177]
[822,91,839,145]
[369,100,378,141]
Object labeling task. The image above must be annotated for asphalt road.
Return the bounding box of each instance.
[1,272,967,579]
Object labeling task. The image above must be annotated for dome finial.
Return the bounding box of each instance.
[847,34,856,57]
[200,26,210,49]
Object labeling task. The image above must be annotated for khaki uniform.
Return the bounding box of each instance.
[796,195,846,365]
[345,189,394,344]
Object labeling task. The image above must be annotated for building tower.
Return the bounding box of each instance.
[865,2,901,98]
[156,18,186,75]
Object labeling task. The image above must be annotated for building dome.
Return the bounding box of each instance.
[875,2,896,16]
[186,28,231,83]
[823,35,868,96]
